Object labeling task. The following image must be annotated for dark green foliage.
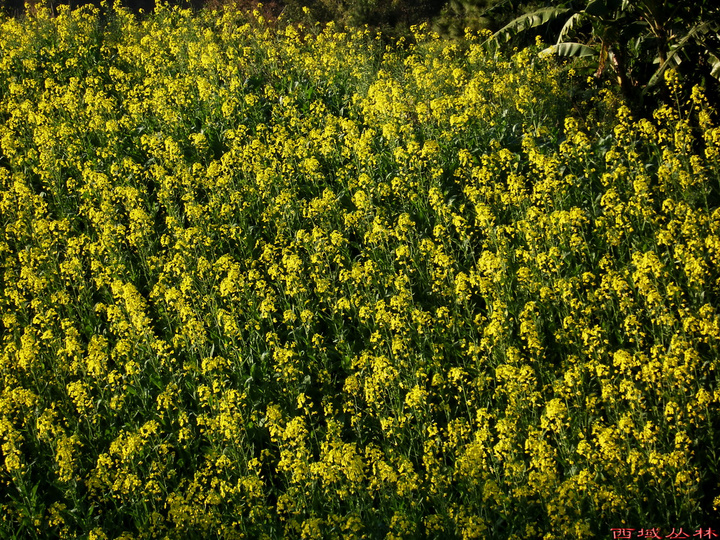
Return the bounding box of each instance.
[485,0,720,114]
[431,0,497,40]
[276,0,447,42]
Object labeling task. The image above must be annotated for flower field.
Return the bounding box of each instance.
[1,4,719,539]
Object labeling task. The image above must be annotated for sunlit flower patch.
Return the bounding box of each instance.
[0,3,719,539]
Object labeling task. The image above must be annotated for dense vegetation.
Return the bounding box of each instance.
[1,2,719,539]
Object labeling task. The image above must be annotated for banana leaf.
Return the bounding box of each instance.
[645,21,715,91]
[708,52,720,80]
[488,6,571,44]
[584,0,622,18]
[540,42,598,58]
[557,12,586,43]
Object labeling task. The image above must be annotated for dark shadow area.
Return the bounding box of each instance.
[0,0,157,17]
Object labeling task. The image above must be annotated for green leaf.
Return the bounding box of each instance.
[584,0,612,18]
[488,7,571,44]
[541,42,598,58]
[645,21,713,91]
[708,52,720,80]
[557,12,586,43]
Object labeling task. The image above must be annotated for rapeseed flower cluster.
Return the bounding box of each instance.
[0,3,719,539]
